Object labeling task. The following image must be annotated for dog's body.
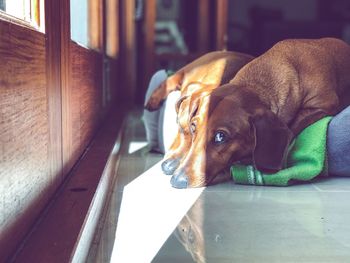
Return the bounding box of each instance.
[145,51,254,111]
[231,38,350,135]
[169,38,350,188]
[145,51,254,175]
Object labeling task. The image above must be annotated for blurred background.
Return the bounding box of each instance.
[131,0,350,103]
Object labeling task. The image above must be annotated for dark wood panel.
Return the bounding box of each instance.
[0,21,10,90]
[60,0,73,175]
[107,58,120,105]
[142,0,156,98]
[70,42,103,164]
[198,0,210,53]
[120,0,136,101]
[0,20,51,260]
[215,0,228,50]
[45,0,63,184]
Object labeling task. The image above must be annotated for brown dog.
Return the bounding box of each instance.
[169,38,350,188]
[145,51,254,175]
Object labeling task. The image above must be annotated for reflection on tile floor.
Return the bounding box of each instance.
[88,111,350,263]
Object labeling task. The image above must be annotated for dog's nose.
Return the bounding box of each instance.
[161,158,180,175]
[170,171,188,189]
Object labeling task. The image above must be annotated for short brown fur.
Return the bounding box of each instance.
[174,38,350,188]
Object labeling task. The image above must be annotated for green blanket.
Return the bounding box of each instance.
[231,117,332,186]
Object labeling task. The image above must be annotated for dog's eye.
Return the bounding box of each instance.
[190,122,196,134]
[214,131,227,144]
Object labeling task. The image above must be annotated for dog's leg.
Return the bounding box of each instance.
[145,71,184,111]
[289,108,334,136]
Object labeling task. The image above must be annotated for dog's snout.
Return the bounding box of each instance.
[161,158,180,175]
[170,170,189,189]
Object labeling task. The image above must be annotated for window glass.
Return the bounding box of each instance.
[0,0,30,21]
[70,0,89,47]
[0,0,42,30]
[70,0,102,50]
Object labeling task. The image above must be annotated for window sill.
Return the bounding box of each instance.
[11,107,127,262]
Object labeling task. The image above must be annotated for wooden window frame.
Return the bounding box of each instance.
[0,0,44,31]
[88,0,103,51]
[106,0,119,58]
[1,0,118,260]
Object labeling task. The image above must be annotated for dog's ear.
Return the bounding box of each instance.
[175,96,189,114]
[188,96,200,122]
[187,83,219,121]
[251,111,293,173]
[175,82,205,114]
[183,82,205,95]
[166,70,184,91]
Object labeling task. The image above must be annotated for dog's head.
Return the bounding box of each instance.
[170,84,293,188]
[162,83,217,175]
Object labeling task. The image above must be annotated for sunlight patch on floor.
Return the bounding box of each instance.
[110,161,204,263]
[127,141,148,154]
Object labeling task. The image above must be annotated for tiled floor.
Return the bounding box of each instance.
[88,111,350,263]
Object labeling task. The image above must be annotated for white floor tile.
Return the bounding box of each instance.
[89,110,350,263]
